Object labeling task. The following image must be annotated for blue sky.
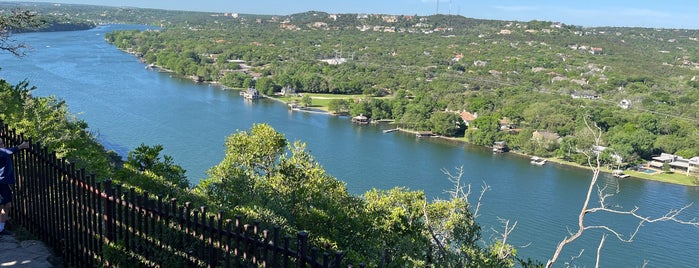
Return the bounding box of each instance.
[7,0,699,29]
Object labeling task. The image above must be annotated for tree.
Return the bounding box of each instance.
[125,144,188,189]
[300,94,312,107]
[115,144,189,199]
[196,124,287,210]
[0,9,41,57]
[327,98,350,114]
[0,80,114,178]
[429,112,465,137]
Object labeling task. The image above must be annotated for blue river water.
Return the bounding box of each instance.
[1,25,698,267]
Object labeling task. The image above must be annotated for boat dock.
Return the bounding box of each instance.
[613,170,631,178]
[530,156,547,166]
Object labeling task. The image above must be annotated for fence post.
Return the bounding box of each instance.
[297,231,308,268]
[102,180,115,242]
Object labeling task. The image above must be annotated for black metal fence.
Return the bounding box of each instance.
[1,121,358,267]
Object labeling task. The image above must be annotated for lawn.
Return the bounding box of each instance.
[544,157,698,186]
[273,93,379,112]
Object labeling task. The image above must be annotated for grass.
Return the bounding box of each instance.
[542,156,699,186]
[272,93,390,112]
[622,170,698,186]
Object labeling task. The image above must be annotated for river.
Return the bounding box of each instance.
[1,25,697,267]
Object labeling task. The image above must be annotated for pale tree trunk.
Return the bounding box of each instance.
[546,118,699,267]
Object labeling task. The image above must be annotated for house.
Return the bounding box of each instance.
[460,111,477,127]
[241,88,261,100]
[619,99,630,109]
[571,91,600,100]
[351,114,370,124]
[493,141,508,153]
[499,118,513,130]
[668,156,699,174]
[652,153,699,174]
[280,86,297,96]
[592,145,623,164]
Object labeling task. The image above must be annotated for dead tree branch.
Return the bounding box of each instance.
[546,118,699,267]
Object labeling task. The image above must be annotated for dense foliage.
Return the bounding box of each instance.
[194,123,516,266]
[0,78,518,265]
[1,6,523,266]
[6,4,699,170]
[3,2,699,266]
[96,7,699,168]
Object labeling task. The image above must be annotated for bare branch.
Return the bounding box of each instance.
[441,166,471,200]
[547,117,699,267]
[473,182,489,218]
[596,234,607,268]
[1,9,41,57]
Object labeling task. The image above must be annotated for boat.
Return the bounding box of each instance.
[530,156,547,166]
[613,170,630,178]
[383,128,398,133]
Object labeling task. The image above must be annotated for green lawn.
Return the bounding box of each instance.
[543,157,698,186]
[623,170,698,186]
[273,93,379,112]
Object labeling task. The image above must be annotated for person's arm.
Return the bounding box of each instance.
[17,141,29,150]
[0,142,29,157]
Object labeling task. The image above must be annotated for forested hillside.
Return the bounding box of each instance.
[98,6,699,170]
[3,2,699,266]
[5,1,697,172]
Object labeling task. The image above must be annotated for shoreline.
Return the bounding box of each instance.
[268,95,698,187]
[389,127,698,187]
[133,58,697,187]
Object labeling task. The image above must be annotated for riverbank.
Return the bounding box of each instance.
[130,59,699,187]
[387,127,699,186]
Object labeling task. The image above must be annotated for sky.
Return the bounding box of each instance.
[4,0,699,29]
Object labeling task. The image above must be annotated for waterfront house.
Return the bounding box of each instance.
[280,86,297,96]
[288,101,298,109]
[493,141,508,153]
[650,153,676,168]
[242,88,261,100]
[668,156,699,175]
[652,153,699,174]
[351,114,370,124]
[499,117,514,131]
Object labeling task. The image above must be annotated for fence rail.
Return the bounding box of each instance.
[1,121,359,267]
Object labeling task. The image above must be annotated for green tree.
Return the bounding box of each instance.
[301,94,312,107]
[125,144,188,189]
[327,98,350,114]
[429,112,465,137]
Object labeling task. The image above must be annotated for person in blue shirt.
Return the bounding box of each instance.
[0,139,30,236]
